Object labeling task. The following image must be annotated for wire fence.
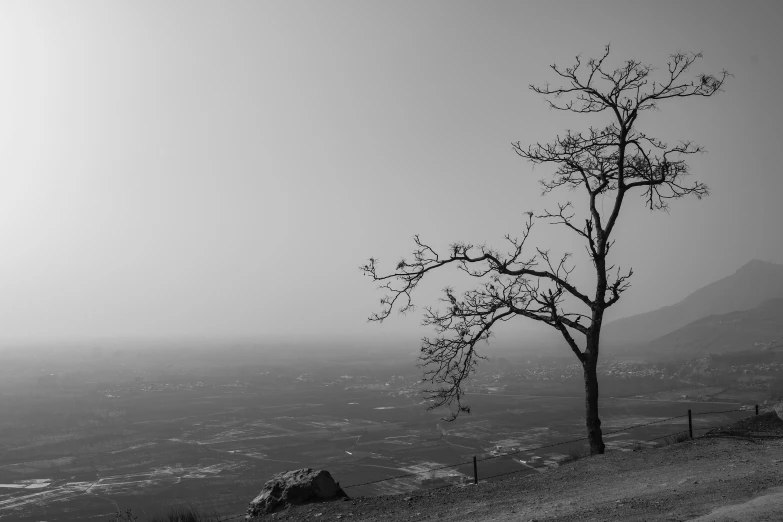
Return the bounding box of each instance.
[213,405,759,521]
[341,405,756,490]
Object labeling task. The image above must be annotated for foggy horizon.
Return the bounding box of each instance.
[0,257,778,350]
[2,1,782,345]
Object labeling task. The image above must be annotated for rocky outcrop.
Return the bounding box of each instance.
[246,468,348,518]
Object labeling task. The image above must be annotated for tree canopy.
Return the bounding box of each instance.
[363,45,728,452]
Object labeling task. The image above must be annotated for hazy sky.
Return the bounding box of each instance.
[1,1,781,347]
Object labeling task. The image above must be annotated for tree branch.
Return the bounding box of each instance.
[364,44,727,421]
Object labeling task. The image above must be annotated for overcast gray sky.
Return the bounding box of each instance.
[0,1,781,347]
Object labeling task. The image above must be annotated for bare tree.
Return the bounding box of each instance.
[361,45,728,454]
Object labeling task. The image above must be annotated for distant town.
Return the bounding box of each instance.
[87,348,783,406]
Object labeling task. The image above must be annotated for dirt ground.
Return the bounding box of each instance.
[254,412,783,521]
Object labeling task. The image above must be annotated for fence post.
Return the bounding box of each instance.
[688,409,693,439]
[756,404,759,416]
[473,455,478,485]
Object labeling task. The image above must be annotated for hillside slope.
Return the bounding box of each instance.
[603,260,783,348]
[642,298,783,358]
[264,417,783,521]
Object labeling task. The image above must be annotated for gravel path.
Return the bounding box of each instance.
[256,413,783,521]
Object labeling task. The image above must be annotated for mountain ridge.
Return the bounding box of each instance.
[603,259,783,349]
[641,297,783,359]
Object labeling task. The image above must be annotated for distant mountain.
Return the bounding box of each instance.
[642,298,783,358]
[603,260,783,348]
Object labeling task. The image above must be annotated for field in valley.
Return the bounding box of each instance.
[0,368,752,521]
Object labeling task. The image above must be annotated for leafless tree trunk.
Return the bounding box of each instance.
[362,45,728,454]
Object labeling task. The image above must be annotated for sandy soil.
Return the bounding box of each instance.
[253,412,783,521]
